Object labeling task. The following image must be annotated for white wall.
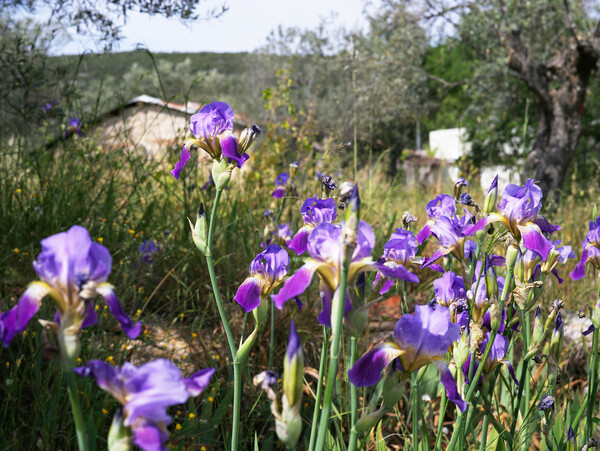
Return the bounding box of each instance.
[428,128,471,161]
[429,128,521,190]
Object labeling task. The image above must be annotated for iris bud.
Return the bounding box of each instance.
[488,302,502,333]
[454,177,469,200]
[276,321,304,449]
[550,312,563,359]
[253,296,269,324]
[506,243,519,273]
[482,175,498,215]
[526,306,546,360]
[188,203,209,256]
[515,250,525,283]
[235,328,258,364]
[484,255,499,302]
[58,325,81,369]
[453,329,470,368]
[108,409,132,451]
[283,321,304,408]
[289,161,299,178]
[211,158,232,190]
[238,124,261,154]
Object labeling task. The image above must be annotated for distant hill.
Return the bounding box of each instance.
[51,49,250,80]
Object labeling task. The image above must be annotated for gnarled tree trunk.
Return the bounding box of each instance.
[522,43,597,200]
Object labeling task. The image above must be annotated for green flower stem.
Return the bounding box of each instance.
[509,356,531,439]
[481,392,513,446]
[479,413,489,451]
[586,325,599,439]
[308,327,329,451]
[462,402,476,449]
[521,308,532,451]
[571,392,588,437]
[269,191,288,370]
[349,336,359,451]
[586,273,600,439]
[446,331,499,451]
[204,188,240,450]
[448,269,514,451]
[314,256,351,450]
[412,372,419,451]
[269,301,275,369]
[206,189,237,358]
[434,388,448,450]
[233,362,242,451]
[66,370,89,451]
[460,353,477,450]
[510,297,532,442]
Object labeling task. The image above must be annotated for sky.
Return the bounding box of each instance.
[45,0,375,55]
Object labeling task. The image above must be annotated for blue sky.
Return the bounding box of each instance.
[45,0,375,55]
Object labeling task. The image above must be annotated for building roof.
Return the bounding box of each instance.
[126,95,202,115]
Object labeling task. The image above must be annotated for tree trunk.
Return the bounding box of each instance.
[523,100,583,202]
[522,44,597,201]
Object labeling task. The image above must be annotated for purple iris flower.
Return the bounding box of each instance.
[288,197,337,255]
[538,394,555,411]
[348,304,466,411]
[43,100,57,112]
[462,332,518,386]
[0,226,141,347]
[516,238,573,283]
[373,228,420,295]
[571,217,600,280]
[539,239,574,282]
[138,240,159,265]
[416,194,456,243]
[464,240,478,262]
[65,118,82,138]
[421,211,478,268]
[272,221,402,327]
[75,359,214,451]
[471,261,505,322]
[468,179,560,260]
[278,223,293,246]
[431,272,469,327]
[272,173,290,199]
[234,244,290,312]
[171,101,249,180]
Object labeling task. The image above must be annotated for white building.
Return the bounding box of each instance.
[428,127,520,190]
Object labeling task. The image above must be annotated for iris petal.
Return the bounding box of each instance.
[288,225,312,255]
[372,261,419,284]
[271,263,317,310]
[517,223,552,260]
[570,246,588,280]
[183,368,215,396]
[348,343,402,387]
[233,277,263,313]
[435,361,467,412]
[0,281,49,346]
[170,146,191,180]
[132,421,169,451]
[97,283,142,339]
